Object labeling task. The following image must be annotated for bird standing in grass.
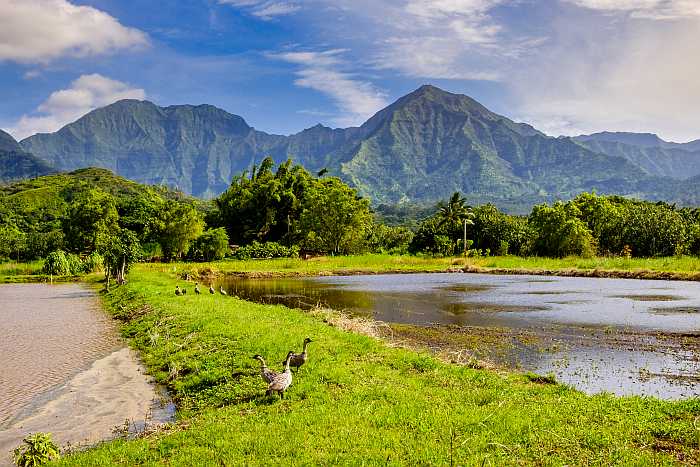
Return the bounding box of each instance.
[194,283,201,294]
[209,284,215,294]
[252,355,278,384]
[220,286,227,296]
[267,351,294,399]
[175,285,182,296]
[289,337,312,372]
[182,287,187,295]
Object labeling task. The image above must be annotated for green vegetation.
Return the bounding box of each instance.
[18,85,700,208]
[410,192,700,259]
[212,157,374,254]
[13,432,60,466]
[53,268,698,465]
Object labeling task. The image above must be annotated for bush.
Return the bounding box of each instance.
[233,241,299,260]
[13,432,60,466]
[189,228,230,262]
[65,252,84,275]
[42,250,70,275]
[83,251,103,273]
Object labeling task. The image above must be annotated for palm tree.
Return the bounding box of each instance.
[437,192,474,255]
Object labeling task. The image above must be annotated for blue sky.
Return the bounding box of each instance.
[1,0,700,141]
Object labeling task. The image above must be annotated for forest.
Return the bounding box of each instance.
[2,159,700,282]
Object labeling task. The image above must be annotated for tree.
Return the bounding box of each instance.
[153,200,204,261]
[529,202,596,257]
[100,228,142,286]
[189,228,230,261]
[0,223,26,260]
[437,192,474,253]
[298,178,373,255]
[214,158,311,245]
[62,188,119,253]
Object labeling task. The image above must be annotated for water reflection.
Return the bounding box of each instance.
[218,273,700,399]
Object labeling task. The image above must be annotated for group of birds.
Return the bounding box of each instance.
[253,337,312,399]
[175,282,228,296]
[173,281,311,399]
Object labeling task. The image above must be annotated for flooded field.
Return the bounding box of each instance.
[0,284,172,465]
[218,273,700,399]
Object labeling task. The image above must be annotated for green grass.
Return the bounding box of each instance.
[55,266,699,465]
[0,260,43,276]
[143,254,459,277]
[470,255,700,274]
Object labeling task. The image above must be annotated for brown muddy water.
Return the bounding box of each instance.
[218,273,700,399]
[0,284,173,465]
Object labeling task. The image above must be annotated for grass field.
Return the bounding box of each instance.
[53,267,700,465]
[469,255,700,274]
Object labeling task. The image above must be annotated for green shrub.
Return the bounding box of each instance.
[42,250,70,275]
[189,228,230,261]
[13,432,60,466]
[65,252,84,275]
[83,251,103,273]
[233,241,299,260]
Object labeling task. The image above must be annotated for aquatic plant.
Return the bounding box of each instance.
[12,432,60,466]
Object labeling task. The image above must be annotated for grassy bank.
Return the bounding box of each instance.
[55,266,699,465]
[143,254,460,278]
[140,254,700,281]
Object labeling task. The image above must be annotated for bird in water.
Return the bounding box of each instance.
[267,351,294,399]
[220,286,227,296]
[252,354,278,384]
[175,285,182,296]
[288,337,313,372]
[209,284,215,294]
[194,283,201,295]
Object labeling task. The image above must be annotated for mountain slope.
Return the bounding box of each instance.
[574,132,700,180]
[0,130,55,183]
[19,86,700,208]
[337,85,649,203]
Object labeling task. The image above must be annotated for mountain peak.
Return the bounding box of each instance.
[0,129,21,152]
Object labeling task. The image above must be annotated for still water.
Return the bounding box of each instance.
[219,273,700,399]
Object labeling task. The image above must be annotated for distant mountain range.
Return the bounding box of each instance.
[0,130,55,183]
[4,85,699,211]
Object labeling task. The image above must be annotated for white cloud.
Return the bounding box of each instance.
[219,0,301,20]
[513,10,700,141]
[0,0,148,64]
[565,0,700,20]
[271,49,388,126]
[10,74,145,140]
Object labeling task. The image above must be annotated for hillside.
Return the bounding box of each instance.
[0,130,55,183]
[19,85,700,209]
[574,132,700,180]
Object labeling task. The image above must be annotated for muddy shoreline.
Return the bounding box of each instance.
[0,284,173,466]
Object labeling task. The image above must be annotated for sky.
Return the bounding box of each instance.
[1,0,699,142]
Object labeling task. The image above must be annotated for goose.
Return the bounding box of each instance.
[209,284,215,294]
[194,283,201,295]
[267,351,294,399]
[288,337,312,372]
[182,287,187,295]
[252,354,278,384]
[175,285,182,296]
[220,286,228,296]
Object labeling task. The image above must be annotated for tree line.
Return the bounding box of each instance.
[2,161,700,280]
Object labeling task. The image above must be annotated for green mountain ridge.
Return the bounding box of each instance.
[0,130,55,183]
[16,85,700,210]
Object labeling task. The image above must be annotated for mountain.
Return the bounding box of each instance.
[19,85,700,210]
[0,130,55,183]
[574,132,700,180]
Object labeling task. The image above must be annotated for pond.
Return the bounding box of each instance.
[218,273,700,399]
[0,284,173,465]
